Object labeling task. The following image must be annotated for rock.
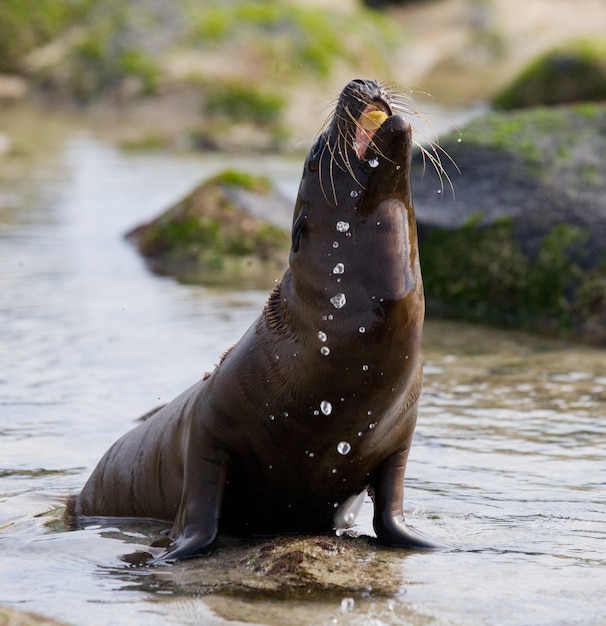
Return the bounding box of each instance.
[126,534,406,598]
[126,169,290,288]
[494,38,606,110]
[412,103,606,344]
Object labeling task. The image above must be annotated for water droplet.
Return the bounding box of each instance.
[283,411,289,417]
[337,441,351,455]
[333,502,339,508]
[368,157,379,168]
[457,136,462,143]
[344,512,355,525]
[317,331,327,342]
[436,189,442,194]
[333,262,345,274]
[269,464,273,469]
[330,293,346,309]
[357,431,363,437]
[314,409,320,415]
[341,597,355,613]
[332,468,337,474]
[328,314,334,320]
[269,414,275,421]
[320,346,330,356]
[309,451,315,458]
[335,528,345,537]
[350,190,359,198]
[336,220,350,232]
[320,400,332,415]
[369,423,376,430]
[362,364,369,371]
[395,165,401,171]
[332,241,339,249]
[376,221,381,226]
[322,315,327,321]
[358,326,366,333]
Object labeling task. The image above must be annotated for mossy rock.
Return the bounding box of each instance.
[126,169,290,288]
[412,104,606,343]
[495,38,606,109]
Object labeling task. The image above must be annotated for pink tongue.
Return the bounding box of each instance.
[355,105,388,159]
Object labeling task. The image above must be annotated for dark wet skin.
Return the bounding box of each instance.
[67,79,436,561]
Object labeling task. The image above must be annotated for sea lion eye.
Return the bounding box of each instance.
[291,212,307,253]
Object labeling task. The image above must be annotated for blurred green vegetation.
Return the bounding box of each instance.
[0,0,92,72]
[7,0,398,98]
[205,82,285,127]
[185,2,398,79]
[495,38,606,109]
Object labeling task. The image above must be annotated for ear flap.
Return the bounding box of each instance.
[291,211,306,253]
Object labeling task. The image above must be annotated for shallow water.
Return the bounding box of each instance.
[1,128,605,626]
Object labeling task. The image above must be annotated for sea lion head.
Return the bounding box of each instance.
[288,79,419,311]
[291,79,414,257]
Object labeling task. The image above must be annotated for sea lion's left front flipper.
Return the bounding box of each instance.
[156,416,229,562]
[372,445,438,550]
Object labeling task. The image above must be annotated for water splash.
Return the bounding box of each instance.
[320,400,333,415]
[337,441,351,455]
[330,293,346,309]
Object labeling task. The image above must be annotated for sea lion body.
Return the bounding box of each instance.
[69,79,433,559]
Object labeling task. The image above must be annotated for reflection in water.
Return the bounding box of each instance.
[1,134,605,626]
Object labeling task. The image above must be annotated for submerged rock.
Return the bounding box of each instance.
[128,534,406,598]
[126,169,290,288]
[413,103,606,344]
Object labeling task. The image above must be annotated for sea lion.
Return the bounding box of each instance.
[67,78,435,560]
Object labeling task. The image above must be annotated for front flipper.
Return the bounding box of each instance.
[154,420,229,563]
[371,446,438,550]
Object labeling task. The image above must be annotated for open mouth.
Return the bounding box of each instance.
[354,102,391,159]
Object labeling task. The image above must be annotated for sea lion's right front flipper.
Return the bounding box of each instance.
[372,445,439,550]
[155,418,229,563]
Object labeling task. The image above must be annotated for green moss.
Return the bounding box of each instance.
[457,106,578,174]
[573,257,606,328]
[421,220,587,331]
[186,1,397,80]
[118,49,160,95]
[0,0,93,72]
[205,82,285,127]
[495,38,606,109]
[209,169,272,194]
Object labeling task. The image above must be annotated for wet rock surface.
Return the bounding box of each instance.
[412,103,606,343]
[127,534,407,598]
